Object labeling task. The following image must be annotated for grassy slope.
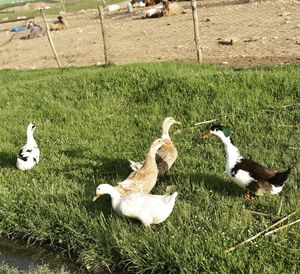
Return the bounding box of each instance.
[0,63,299,273]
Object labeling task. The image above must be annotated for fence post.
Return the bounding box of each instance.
[97,6,109,65]
[40,9,62,68]
[190,0,202,63]
[60,0,66,13]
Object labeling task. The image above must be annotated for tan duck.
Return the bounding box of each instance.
[204,125,291,199]
[129,117,180,177]
[115,138,164,196]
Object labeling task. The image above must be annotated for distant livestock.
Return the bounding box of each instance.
[143,0,185,18]
[50,16,69,31]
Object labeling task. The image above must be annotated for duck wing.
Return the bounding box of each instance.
[18,144,39,161]
[232,158,275,181]
[156,142,177,174]
[116,172,144,193]
[31,146,40,163]
[17,147,29,161]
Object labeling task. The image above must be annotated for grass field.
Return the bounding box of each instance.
[0,0,111,20]
[0,63,299,273]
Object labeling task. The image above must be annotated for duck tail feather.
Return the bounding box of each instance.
[129,160,144,171]
[270,167,291,186]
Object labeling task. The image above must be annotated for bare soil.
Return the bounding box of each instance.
[0,0,299,69]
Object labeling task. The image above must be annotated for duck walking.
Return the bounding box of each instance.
[116,138,164,195]
[204,125,291,199]
[16,123,40,171]
[93,183,178,227]
[129,117,181,177]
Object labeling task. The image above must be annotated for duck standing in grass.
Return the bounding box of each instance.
[203,125,291,199]
[129,117,181,177]
[115,138,165,195]
[93,183,178,227]
[16,123,40,171]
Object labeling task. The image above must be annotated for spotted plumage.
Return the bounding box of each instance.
[204,125,291,198]
[16,123,40,171]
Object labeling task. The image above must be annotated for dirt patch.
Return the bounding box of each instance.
[0,0,299,69]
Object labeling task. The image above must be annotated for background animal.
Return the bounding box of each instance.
[26,21,45,39]
[50,15,69,31]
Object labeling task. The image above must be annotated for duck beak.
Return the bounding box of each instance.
[92,195,100,202]
[174,120,181,125]
[92,190,102,202]
[202,131,212,139]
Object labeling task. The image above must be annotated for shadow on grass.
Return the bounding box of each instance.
[199,172,242,197]
[170,171,242,198]
[54,151,134,217]
[0,151,16,168]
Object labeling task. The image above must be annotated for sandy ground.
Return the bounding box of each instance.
[0,0,299,69]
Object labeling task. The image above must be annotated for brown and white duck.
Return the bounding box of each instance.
[129,117,181,177]
[203,125,291,199]
[115,138,164,196]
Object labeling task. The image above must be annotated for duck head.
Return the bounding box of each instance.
[92,183,114,201]
[203,124,230,139]
[162,117,181,139]
[149,138,165,155]
[27,122,36,133]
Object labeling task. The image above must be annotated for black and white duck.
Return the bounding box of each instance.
[16,122,40,171]
[203,125,291,199]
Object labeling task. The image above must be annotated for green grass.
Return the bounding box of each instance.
[0,0,118,21]
[0,63,299,273]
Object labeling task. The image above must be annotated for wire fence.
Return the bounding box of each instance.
[0,0,299,69]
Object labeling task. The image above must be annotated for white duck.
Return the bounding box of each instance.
[16,122,40,171]
[93,183,178,227]
[129,117,180,177]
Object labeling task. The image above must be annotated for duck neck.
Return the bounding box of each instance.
[161,124,171,140]
[142,150,157,171]
[218,135,241,162]
[104,185,122,210]
[26,130,37,146]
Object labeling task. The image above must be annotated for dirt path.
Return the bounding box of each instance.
[0,0,299,69]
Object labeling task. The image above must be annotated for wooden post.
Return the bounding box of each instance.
[97,6,109,65]
[190,0,202,63]
[40,9,62,68]
[60,0,66,12]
